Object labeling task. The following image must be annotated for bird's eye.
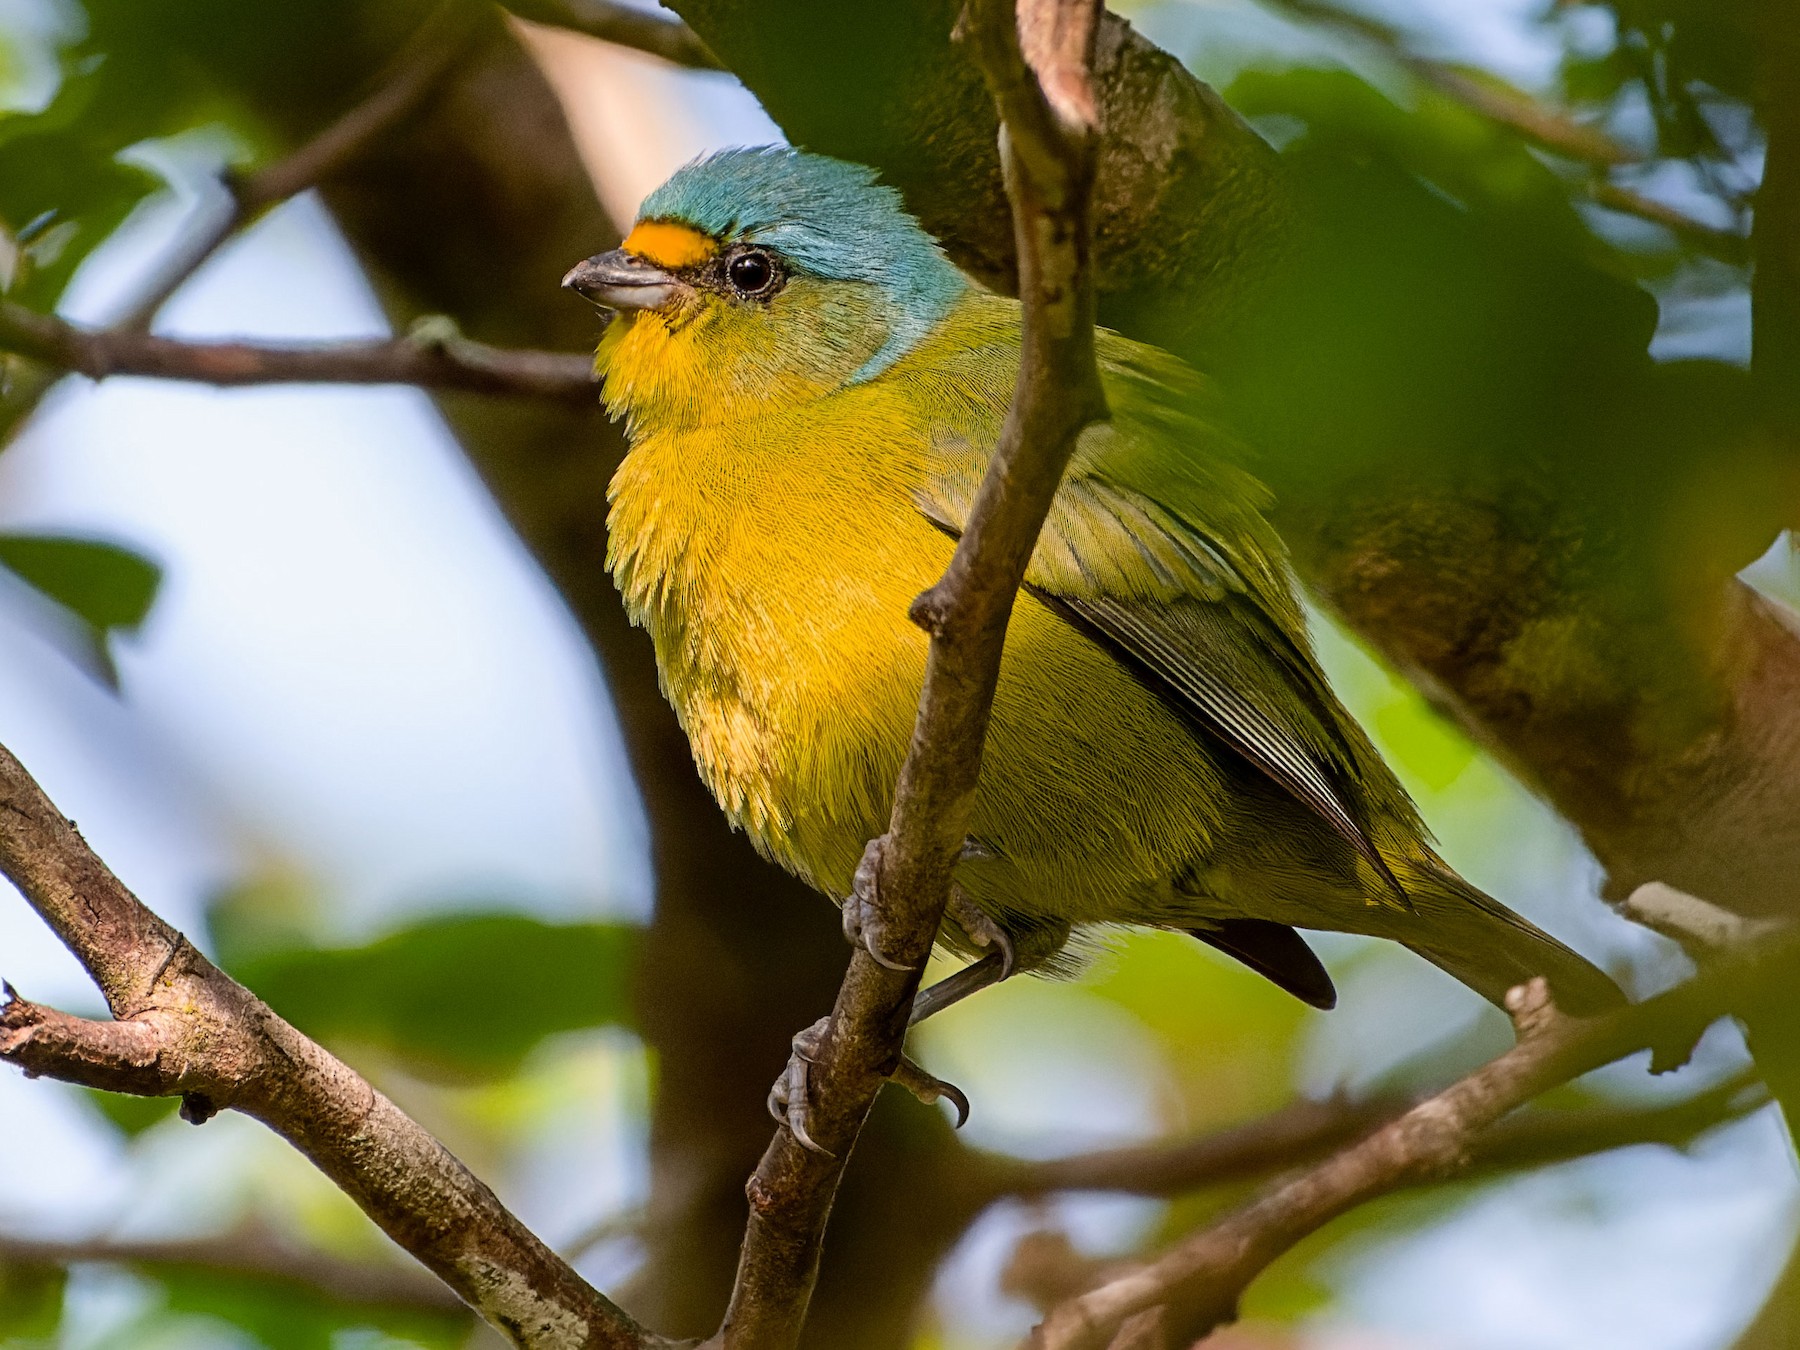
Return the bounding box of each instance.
[726,249,779,298]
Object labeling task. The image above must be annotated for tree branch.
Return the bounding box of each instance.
[1025,938,1795,1349]
[1588,182,1751,264]
[0,1225,466,1316]
[0,742,679,1350]
[708,3,1106,1346]
[994,1096,1398,1200]
[500,0,724,70]
[975,1063,1757,1208]
[116,9,479,332]
[0,299,596,400]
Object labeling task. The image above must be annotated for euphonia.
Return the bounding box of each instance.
[564,147,1620,1116]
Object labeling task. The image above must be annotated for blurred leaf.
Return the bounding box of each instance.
[0,533,162,690]
[82,1088,181,1137]
[1227,65,1610,264]
[0,62,163,308]
[0,1258,65,1341]
[0,533,161,632]
[219,911,640,1079]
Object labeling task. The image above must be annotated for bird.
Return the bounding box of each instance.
[564,146,1622,1141]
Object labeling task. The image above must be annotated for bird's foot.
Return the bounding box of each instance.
[892,1056,970,1128]
[947,885,1015,979]
[843,835,918,971]
[767,1016,970,1155]
[767,1017,834,1154]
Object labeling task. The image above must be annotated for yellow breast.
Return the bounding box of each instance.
[607,379,954,891]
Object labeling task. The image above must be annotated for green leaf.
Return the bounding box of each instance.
[220,912,640,1079]
[0,533,161,633]
[81,1088,182,1137]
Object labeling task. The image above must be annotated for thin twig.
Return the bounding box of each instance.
[995,1096,1398,1198]
[502,0,724,69]
[0,299,597,400]
[978,1066,1758,1206]
[116,12,477,332]
[994,1072,1762,1326]
[0,742,678,1350]
[0,1225,466,1314]
[1025,931,1798,1349]
[706,3,1107,1347]
[1588,183,1751,264]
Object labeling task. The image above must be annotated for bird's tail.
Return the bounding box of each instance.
[1394,860,1624,1016]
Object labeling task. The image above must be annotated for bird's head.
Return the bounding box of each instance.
[565,146,967,429]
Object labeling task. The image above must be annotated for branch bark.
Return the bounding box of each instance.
[0,742,675,1350]
[0,298,595,399]
[709,3,1106,1346]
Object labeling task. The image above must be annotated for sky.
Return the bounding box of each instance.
[0,2,1795,1348]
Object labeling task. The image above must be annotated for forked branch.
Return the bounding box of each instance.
[0,743,678,1350]
[1026,921,1795,1349]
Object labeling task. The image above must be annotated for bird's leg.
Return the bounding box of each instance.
[791,840,1011,1153]
[909,950,1009,1025]
[767,1016,970,1155]
[843,836,1009,971]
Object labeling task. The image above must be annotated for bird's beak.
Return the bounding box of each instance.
[563,249,681,312]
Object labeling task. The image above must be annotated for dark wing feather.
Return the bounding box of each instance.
[1029,586,1403,896]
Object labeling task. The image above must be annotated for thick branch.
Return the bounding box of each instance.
[0,299,596,400]
[0,743,674,1350]
[711,3,1106,1346]
[501,0,723,70]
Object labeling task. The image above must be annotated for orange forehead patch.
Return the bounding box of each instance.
[622,220,718,270]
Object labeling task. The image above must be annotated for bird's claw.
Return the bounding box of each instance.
[767,1016,972,1151]
[947,885,1015,980]
[843,835,918,972]
[892,1055,971,1128]
[768,1017,834,1155]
